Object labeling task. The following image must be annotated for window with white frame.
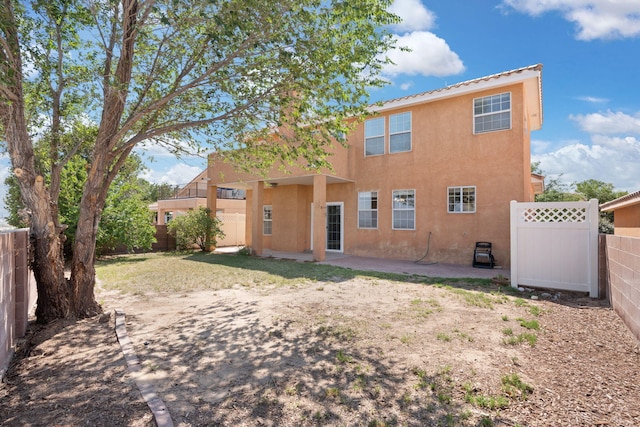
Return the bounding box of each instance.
[474,92,511,133]
[358,191,378,228]
[392,189,415,229]
[448,186,476,213]
[389,112,411,153]
[263,205,272,235]
[364,117,385,156]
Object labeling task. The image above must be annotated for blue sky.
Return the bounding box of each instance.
[2,0,640,220]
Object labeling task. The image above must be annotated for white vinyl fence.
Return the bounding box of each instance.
[217,212,246,247]
[510,199,599,298]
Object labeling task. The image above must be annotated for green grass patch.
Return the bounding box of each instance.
[501,373,534,400]
[436,332,452,342]
[518,318,540,330]
[96,251,503,296]
[324,387,341,399]
[336,350,353,364]
[437,285,505,309]
[513,298,527,307]
[503,332,537,347]
[400,333,413,344]
[408,297,441,318]
[317,324,358,342]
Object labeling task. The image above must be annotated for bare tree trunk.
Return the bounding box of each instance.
[2,100,70,323]
[2,1,71,323]
[69,167,104,318]
[66,0,140,318]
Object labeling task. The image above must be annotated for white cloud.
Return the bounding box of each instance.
[389,0,436,32]
[399,81,414,91]
[576,96,609,104]
[533,109,640,192]
[570,110,640,134]
[381,2,464,79]
[383,31,465,77]
[502,0,640,40]
[532,139,640,192]
[138,162,204,186]
[531,138,555,154]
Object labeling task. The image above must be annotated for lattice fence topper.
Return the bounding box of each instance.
[520,206,588,223]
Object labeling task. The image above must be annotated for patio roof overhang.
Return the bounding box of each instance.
[217,173,354,190]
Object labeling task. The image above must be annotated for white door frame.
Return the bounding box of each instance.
[310,202,344,252]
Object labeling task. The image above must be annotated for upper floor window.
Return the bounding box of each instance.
[474,92,511,133]
[448,186,476,213]
[392,189,415,230]
[358,191,378,229]
[364,117,385,156]
[263,205,272,235]
[389,112,412,153]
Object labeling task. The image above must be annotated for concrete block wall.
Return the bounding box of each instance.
[152,225,176,252]
[1,229,35,378]
[1,232,16,377]
[13,230,35,337]
[603,234,640,343]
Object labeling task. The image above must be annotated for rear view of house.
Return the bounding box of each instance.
[207,64,544,267]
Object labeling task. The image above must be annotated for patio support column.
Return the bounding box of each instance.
[157,206,165,225]
[251,181,264,256]
[312,174,327,262]
[206,185,218,251]
[207,185,218,214]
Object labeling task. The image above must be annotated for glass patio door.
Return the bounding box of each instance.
[326,202,343,252]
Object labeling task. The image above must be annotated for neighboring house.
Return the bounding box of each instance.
[600,190,640,238]
[150,169,246,225]
[207,64,544,266]
[149,170,247,248]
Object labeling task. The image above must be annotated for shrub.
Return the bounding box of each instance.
[167,207,225,251]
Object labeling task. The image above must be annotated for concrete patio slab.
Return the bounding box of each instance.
[246,249,509,280]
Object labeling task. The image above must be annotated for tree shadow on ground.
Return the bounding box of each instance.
[0,317,153,426]
[129,295,513,426]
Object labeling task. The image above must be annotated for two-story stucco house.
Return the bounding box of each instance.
[206,64,544,267]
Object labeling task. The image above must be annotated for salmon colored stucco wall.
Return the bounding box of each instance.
[613,204,640,238]
[333,83,532,265]
[208,80,537,266]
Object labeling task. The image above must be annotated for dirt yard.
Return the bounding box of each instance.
[2,274,640,426]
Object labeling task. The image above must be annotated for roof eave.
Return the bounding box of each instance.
[600,190,640,211]
[369,64,543,130]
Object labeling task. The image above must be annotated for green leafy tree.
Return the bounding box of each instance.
[4,147,157,254]
[531,162,580,202]
[1,0,398,322]
[168,207,224,251]
[575,179,627,234]
[575,179,627,204]
[534,177,581,202]
[3,174,26,227]
[97,181,156,255]
[143,182,178,202]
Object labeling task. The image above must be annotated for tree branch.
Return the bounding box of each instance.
[114,32,260,146]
